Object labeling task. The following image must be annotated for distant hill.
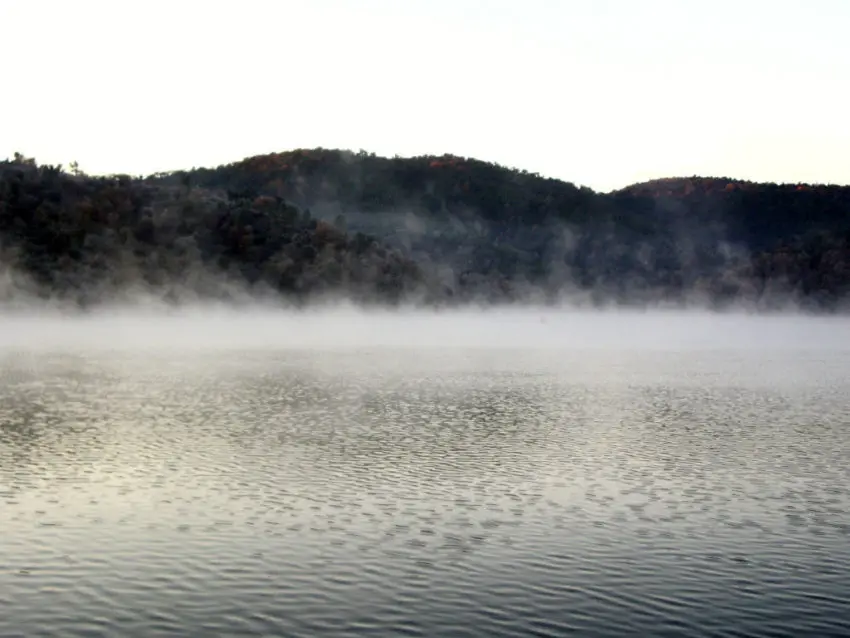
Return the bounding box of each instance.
[0,153,422,307]
[2,149,849,310]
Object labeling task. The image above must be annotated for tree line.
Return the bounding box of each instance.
[2,149,849,309]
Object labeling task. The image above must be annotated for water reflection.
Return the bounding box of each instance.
[1,348,849,637]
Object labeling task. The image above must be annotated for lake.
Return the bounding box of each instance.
[2,309,850,637]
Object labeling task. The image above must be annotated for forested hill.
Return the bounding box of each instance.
[2,149,849,310]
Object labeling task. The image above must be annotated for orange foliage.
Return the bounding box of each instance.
[252,196,276,208]
[429,156,466,170]
[314,220,342,244]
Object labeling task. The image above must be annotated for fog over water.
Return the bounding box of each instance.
[3,304,850,352]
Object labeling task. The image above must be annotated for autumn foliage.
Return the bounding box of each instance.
[2,149,849,309]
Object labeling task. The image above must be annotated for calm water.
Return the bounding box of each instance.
[2,313,850,637]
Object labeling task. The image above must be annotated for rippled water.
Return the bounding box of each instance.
[2,314,850,637]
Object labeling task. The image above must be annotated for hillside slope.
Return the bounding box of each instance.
[2,149,849,310]
[0,155,423,307]
[154,149,850,308]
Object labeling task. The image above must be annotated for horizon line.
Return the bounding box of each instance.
[5,147,849,195]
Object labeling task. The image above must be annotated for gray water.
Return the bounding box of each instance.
[2,310,850,637]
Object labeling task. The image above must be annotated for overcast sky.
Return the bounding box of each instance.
[2,0,848,191]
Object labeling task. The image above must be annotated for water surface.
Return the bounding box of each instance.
[2,311,850,637]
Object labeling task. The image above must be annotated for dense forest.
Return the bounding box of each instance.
[2,149,849,310]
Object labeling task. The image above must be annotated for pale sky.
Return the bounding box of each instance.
[2,0,848,191]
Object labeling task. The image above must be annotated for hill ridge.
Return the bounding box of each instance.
[2,149,849,311]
